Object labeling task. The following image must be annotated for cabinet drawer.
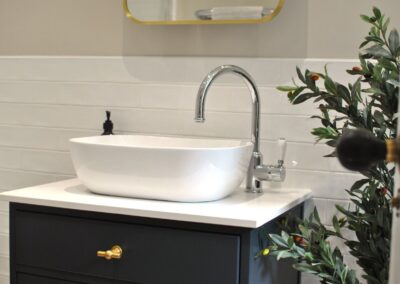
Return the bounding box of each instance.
[17,273,79,284]
[15,211,240,284]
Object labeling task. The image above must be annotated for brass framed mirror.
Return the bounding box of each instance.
[122,0,285,25]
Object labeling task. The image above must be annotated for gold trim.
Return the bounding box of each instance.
[122,0,286,25]
[386,139,397,163]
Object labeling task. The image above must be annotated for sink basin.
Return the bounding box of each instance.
[70,135,253,202]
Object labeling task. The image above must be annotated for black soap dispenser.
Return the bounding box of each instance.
[102,111,114,135]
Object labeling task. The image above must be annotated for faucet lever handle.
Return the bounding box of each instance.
[277,138,287,164]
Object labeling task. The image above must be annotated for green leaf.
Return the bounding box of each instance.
[362,87,386,95]
[292,93,319,104]
[372,7,382,20]
[387,79,400,88]
[365,44,392,58]
[324,75,337,94]
[296,66,306,84]
[332,216,342,236]
[269,234,288,248]
[378,57,397,71]
[293,263,315,273]
[365,35,384,45]
[388,29,399,54]
[324,151,337,158]
[277,250,295,260]
[382,18,390,36]
[377,208,384,227]
[277,86,298,92]
[374,110,385,125]
[313,207,321,224]
[349,270,358,284]
[360,14,371,23]
[350,77,363,103]
[350,179,370,191]
[288,86,307,103]
[318,273,336,281]
[311,127,339,141]
[336,205,349,217]
[360,40,370,49]
[281,231,290,242]
[326,139,337,148]
[287,236,294,248]
[298,225,309,239]
[304,252,314,262]
[337,84,351,104]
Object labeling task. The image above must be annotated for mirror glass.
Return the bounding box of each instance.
[124,0,285,24]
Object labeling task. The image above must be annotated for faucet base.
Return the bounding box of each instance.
[245,179,263,193]
[245,187,263,194]
[245,152,263,193]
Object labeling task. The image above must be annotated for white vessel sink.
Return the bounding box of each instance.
[70,135,253,202]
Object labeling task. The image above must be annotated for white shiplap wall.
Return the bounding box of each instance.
[0,56,362,284]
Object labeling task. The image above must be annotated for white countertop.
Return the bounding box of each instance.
[0,179,311,228]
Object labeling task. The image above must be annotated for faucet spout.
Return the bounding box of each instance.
[194,65,263,192]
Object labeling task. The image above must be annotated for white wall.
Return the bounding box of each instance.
[307,0,400,58]
[0,56,362,283]
[1,0,398,58]
[0,0,308,57]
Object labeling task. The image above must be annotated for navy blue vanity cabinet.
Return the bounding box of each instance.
[17,274,79,284]
[10,203,301,284]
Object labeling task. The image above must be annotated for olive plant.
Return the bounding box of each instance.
[264,7,399,284]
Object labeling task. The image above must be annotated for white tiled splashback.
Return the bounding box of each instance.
[0,56,362,283]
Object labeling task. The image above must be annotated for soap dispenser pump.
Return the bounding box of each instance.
[102,111,114,135]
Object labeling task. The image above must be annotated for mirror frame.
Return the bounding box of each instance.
[122,0,285,25]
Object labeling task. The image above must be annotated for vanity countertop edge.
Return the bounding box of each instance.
[0,179,312,228]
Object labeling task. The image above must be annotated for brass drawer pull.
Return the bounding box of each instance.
[97,245,123,260]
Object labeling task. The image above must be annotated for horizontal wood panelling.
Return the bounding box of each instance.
[0,256,8,276]
[0,125,97,150]
[284,169,360,199]
[260,141,348,173]
[0,107,318,143]
[0,82,317,116]
[0,203,7,213]
[303,198,353,226]
[0,169,72,191]
[0,234,8,257]
[0,213,8,234]
[19,150,74,175]
[0,56,308,85]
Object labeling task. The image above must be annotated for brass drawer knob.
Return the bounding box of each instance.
[97,245,123,260]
